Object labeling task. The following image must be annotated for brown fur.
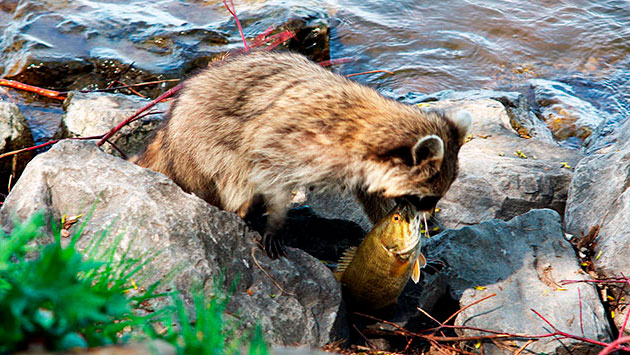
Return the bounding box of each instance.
[133,51,471,232]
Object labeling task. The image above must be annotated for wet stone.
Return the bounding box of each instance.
[0,0,330,96]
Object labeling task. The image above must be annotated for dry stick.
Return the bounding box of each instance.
[105,61,135,89]
[441,293,496,326]
[514,339,536,355]
[345,69,395,77]
[0,79,66,100]
[77,79,180,93]
[530,309,630,351]
[249,247,295,297]
[223,0,249,51]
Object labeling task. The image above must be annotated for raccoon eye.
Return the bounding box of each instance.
[392,213,401,223]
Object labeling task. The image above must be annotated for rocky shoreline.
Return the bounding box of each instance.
[2,88,628,354]
[1,1,629,354]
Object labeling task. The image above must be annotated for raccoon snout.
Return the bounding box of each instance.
[397,195,440,212]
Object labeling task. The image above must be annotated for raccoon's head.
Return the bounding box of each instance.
[381,109,472,212]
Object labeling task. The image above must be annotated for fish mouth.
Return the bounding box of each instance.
[396,211,423,255]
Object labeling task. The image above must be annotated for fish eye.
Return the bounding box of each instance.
[392,213,401,223]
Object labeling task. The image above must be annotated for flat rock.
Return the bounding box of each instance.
[565,117,630,332]
[421,209,611,354]
[0,140,343,347]
[423,99,583,229]
[0,100,34,198]
[61,92,169,158]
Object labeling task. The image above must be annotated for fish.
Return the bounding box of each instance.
[334,202,426,311]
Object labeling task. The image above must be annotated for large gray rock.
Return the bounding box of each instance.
[565,118,630,333]
[421,209,611,354]
[61,92,169,158]
[425,99,583,229]
[0,140,342,347]
[401,89,557,144]
[0,100,34,197]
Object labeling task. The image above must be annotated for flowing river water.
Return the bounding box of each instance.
[0,0,629,147]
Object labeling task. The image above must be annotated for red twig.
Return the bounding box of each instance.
[247,30,295,50]
[253,25,275,42]
[97,84,182,147]
[0,79,66,100]
[263,30,295,51]
[318,57,355,67]
[599,336,630,355]
[618,275,630,339]
[577,286,584,336]
[223,0,249,51]
[530,309,630,350]
[345,69,394,78]
[0,135,101,160]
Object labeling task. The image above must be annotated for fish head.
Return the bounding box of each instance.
[377,202,422,260]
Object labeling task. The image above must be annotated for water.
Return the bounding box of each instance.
[1,0,629,147]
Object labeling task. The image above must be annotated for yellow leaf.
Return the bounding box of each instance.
[612,310,615,319]
[416,103,432,107]
[434,208,440,213]
[475,340,482,349]
[475,286,486,290]
[596,250,603,260]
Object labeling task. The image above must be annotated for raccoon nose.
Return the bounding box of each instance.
[399,195,440,212]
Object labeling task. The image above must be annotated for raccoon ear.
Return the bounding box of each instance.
[413,135,444,166]
[451,110,473,143]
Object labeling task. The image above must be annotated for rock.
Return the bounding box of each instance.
[0,100,35,199]
[0,1,329,95]
[15,340,176,355]
[526,79,607,146]
[422,99,583,229]
[60,92,169,158]
[420,209,611,354]
[565,117,630,332]
[0,140,343,347]
[400,89,557,144]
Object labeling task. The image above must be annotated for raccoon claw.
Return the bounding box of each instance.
[262,231,286,259]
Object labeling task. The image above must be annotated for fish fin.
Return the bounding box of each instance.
[418,252,427,268]
[411,253,427,284]
[334,246,358,281]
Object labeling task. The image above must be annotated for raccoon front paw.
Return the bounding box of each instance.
[262,231,286,259]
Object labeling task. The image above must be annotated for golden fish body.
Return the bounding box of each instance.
[334,203,426,311]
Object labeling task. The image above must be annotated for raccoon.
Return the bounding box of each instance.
[133,51,471,257]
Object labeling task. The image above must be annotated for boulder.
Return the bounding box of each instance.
[61,92,169,158]
[423,99,583,229]
[0,140,343,347]
[0,100,34,199]
[420,209,611,354]
[401,89,557,144]
[565,117,630,332]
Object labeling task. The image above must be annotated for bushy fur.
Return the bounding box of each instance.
[134,51,470,234]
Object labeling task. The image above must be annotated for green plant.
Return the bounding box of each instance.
[0,212,162,351]
[152,276,269,355]
[0,212,268,354]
